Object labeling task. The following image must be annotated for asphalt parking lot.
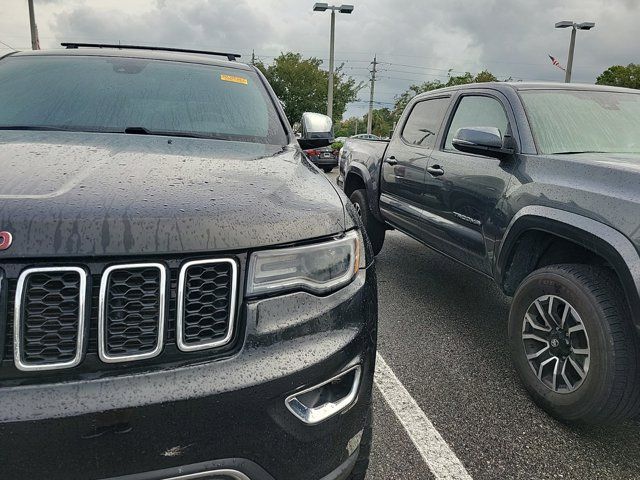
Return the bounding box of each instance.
[323,170,640,480]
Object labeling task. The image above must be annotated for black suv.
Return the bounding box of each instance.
[0,45,377,480]
[340,82,640,424]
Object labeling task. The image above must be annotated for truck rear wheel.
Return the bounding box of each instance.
[349,189,385,255]
[508,264,640,424]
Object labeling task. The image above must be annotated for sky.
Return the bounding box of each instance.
[1,0,638,119]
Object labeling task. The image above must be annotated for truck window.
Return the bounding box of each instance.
[444,96,509,150]
[401,97,450,148]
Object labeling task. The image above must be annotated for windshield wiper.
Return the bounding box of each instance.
[0,125,119,134]
[553,150,609,155]
[0,125,78,132]
[123,126,228,140]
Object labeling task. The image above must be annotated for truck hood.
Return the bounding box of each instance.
[0,131,346,258]
[546,152,640,173]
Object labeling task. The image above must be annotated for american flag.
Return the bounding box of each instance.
[548,54,566,71]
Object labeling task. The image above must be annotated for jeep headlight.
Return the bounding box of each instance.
[247,230,365,296]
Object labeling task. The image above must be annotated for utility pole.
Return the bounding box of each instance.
[251,49,255,65]
[27,0,40,50]
[366,55,377,135]
[354,119,358,135]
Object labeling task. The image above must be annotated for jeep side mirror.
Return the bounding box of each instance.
[298,112,334,150]
[452,127,514,159]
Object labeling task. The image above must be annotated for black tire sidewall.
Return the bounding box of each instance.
[508,269,616,421]
[348,401,373,480]
[349,189,384,255]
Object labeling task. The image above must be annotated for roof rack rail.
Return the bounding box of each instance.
[60,43,241,61]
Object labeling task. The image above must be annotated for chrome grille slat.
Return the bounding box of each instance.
[177,259,238,352]
[98,263,167,363]
[13,267,87,371]
[3,258,238,374]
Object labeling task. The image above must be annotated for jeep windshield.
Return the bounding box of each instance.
[520,89,640,156]
[0,55,288,145]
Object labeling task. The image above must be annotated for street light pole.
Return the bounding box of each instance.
[565,26,577,83]
[327,9,336,119]
[27,0,40,50]
[555,21,595,83]
[313,3,354,120]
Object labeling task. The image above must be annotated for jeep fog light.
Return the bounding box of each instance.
[285,365,362,425]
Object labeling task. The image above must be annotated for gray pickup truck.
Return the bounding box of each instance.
[338,82,640,424]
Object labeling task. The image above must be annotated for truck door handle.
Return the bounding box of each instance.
[385,156,398,166]
[427,165,444,177]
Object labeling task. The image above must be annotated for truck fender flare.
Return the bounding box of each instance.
[345,165,384,222]
[496,206,640,330]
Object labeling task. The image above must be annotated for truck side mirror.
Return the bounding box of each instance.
[452,127,514,159]
[298,112,334,150]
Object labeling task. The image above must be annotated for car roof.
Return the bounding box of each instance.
[415,81,639,100]
[4,47,254,71]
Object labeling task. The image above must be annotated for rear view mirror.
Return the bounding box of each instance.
[298,112,334,150]
[452,127,513,159]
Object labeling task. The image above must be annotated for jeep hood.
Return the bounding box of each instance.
[0,131,346,258]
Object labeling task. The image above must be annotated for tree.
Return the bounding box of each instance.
[393,70,499,118]
[256,52,363,125]
[392,80,443,118]
[335,117,362,137]
[473,69,499,83]
[336,108,396,138]
[596,64,640,89]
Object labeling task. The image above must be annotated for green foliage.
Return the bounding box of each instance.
[336,108,396,139]
[474,69,499,83]
[256,52,363,125]
[331,141,344,150]
[393,70,499,118]
[596,64,640,90]
[335,117,364,137]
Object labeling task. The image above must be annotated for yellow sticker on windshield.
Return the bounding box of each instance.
[220,74,248,85]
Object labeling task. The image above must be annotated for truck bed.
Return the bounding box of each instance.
[339,137,388,181]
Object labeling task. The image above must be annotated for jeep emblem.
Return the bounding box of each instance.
[0,231,13,251]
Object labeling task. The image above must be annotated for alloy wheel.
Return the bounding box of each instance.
[522,295,590,394]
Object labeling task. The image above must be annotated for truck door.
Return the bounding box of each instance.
[424,90,516,274]
[379,95,451,240]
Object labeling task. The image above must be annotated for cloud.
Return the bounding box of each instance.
[52,0,275,52]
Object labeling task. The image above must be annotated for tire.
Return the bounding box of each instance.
[322,167,333,173]
[508,264,640,424]
[347,404,372,480]
[349,189,385,255]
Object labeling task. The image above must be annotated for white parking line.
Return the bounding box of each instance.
[374,352,473,480]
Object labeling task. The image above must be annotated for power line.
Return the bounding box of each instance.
[0,40,16,50]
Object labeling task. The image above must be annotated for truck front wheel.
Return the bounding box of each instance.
[350,189,385,255]
[508,264,640,424]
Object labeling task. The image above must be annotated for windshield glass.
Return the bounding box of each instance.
[0,55,288,145]
[520,89,640,155]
